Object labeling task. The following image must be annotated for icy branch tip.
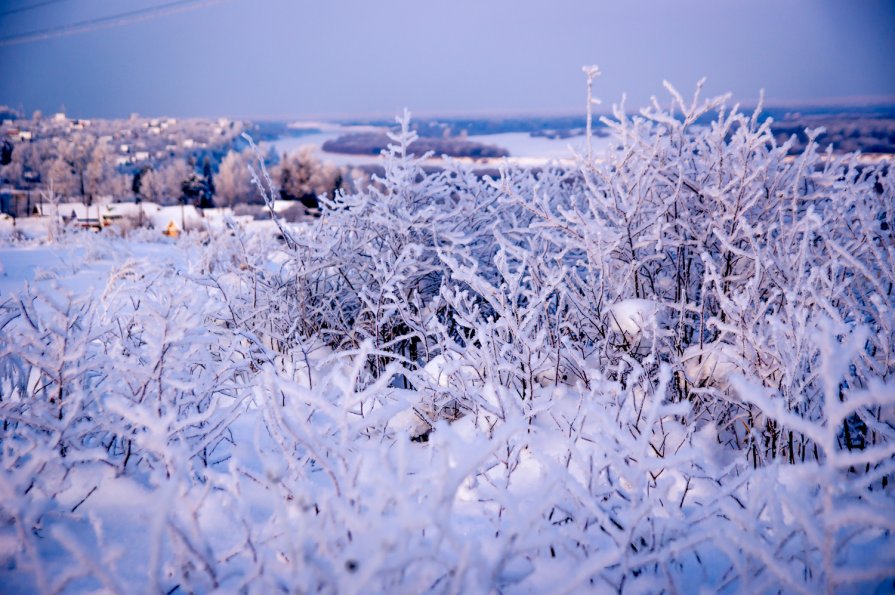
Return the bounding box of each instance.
[582,65,601,79]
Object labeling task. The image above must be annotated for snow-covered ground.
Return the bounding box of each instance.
[2,97,893,593]
[1,227,891,594]
[0,240,182,299]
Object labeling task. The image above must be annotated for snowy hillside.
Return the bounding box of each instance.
[1,86,894,594]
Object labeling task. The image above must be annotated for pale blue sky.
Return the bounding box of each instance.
[1,0,893,119]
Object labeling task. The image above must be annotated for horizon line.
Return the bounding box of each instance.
[5,94,895,124]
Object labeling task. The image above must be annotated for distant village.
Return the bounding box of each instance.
[0,108,355,239]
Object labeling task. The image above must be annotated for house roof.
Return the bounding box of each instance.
[35,201,162,221]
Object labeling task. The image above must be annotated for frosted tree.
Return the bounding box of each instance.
[214,149,254,207]
[274,146,341,209]
[140,160,190,205]
[44,157,79,199]
[83,141,113,199]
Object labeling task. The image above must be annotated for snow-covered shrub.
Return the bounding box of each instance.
[1,77,893,592]
[500,81,895,467]
[0,288,108,457]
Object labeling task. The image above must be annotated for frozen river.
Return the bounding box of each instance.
[263,127,610,167]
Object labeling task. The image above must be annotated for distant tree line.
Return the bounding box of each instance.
[214,146,352,210]
[771,115,895,154]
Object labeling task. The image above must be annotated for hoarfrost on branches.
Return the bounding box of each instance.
[1,77,893,593]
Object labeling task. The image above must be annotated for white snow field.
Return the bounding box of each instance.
[1,89,894,594]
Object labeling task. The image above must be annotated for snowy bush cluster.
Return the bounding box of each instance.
[2,83,894,593]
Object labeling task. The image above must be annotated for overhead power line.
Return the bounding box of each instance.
[0,0,69,18]
[0,0,229,47]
